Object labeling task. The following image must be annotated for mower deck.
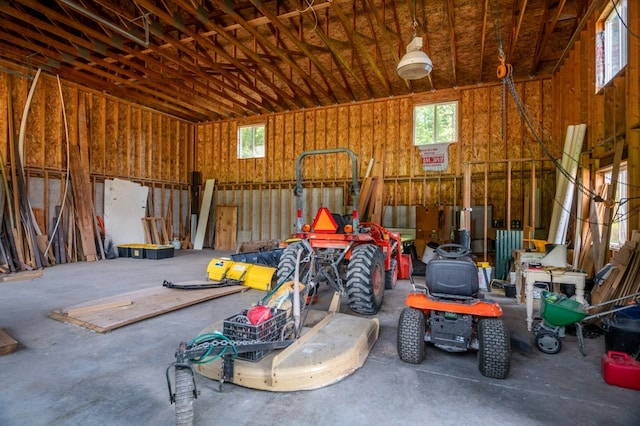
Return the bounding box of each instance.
[195,294,379,392]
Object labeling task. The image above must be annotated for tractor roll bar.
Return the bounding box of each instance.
[294,148,360,233]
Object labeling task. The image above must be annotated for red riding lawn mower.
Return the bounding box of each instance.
[397,243,511,379]
[278,148,413,315]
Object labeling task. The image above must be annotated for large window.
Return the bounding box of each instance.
[602,163,628,249]
[596,0,628,90]
[413,101,458,145]
[237,124,265,159]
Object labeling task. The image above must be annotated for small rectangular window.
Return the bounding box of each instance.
[602,164,628,249]
[596,0,627,91]
[237,124,265,159]
[414,101,458,145]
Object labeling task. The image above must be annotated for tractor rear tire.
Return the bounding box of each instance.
[477,318,511,379]
[397,307,426,364]
[346,244,385,314]
[277,242,310,286]
[385,258,398,290]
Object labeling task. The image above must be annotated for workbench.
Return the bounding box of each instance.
[524,268,587,331]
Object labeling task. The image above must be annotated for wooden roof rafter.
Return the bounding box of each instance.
[243,0,351,104]
[478,0,490,83]
[506,0,528,62]
[172,0,321,108]
[328,0,391,97]
[15,0,256,118]
[529,0,567,75]
[0,28,214,120]
[445,0,458,86]
[130,0,292,114]
[292,5,364,99]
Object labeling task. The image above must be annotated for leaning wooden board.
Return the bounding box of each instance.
[49,285,246,333]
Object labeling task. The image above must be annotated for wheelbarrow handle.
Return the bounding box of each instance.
[586,291,640,311]
[584,302,640,322]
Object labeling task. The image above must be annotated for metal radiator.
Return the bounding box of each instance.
[495,230,523,280]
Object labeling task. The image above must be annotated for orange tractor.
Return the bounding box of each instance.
[277,148,412,315]
[397,243,511,379]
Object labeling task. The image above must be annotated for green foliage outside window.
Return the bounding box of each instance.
[238,124,265,159]
[414,101,457,145]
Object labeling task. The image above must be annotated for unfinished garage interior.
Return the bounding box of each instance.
[0,0,639,425]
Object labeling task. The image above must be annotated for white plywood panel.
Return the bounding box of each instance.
[103,178,148,246]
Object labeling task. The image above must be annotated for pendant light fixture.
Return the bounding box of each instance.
[397,1,433,80]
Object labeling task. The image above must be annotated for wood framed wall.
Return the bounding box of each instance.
[552,0,639,265]
[0,63,194,246]
[196,78,557,242]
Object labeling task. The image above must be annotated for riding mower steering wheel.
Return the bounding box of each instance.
[435,243,471,259]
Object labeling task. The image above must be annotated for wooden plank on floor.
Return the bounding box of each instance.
[49,285,246,333]
[0,269,43,282]
[0,328,18,355]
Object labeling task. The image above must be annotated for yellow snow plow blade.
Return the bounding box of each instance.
[206,258,276,291]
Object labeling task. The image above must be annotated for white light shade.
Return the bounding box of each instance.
[397,36,433,80]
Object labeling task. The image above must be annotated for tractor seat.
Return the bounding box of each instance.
[425,259,479,298]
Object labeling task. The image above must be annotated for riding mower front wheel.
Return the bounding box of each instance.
[477,318,511,379]
[397,307,426,364]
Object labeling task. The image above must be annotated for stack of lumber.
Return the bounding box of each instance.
[358,176,382,223]
[0,80,104,277]
[589,231,640,315]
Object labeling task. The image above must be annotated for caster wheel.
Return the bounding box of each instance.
[535,330,562,354]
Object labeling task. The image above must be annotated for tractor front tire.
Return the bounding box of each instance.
[385,258,398,290]
[477,318,511,379]
[346,244,385,314]
[277,242,310,285]
[397,307,426,364]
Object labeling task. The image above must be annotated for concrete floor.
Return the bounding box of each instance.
[0,249,638,426]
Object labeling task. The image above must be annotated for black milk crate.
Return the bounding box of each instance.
[223,308,287,362]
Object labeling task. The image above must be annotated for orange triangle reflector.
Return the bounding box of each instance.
[312,208,338,233]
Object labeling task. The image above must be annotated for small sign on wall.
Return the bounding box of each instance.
[417,143,451,172]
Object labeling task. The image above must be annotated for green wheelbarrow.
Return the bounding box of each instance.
[533,290,640,356]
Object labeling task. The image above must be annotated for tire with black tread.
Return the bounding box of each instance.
[346,244,385,314]
[397,307,426,364]
[277,242,310,285]
[477,318,511,379]
[175,366,195,426]
[385,258,398,290]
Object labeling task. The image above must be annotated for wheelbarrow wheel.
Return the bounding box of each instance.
[535,330,562,354]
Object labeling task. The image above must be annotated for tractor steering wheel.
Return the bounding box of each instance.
[435,243,471,259]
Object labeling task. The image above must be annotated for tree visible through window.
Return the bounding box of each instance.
[238,124,265,159]
[414,101,458,145]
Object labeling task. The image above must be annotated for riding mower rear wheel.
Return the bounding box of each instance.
[397,307,426,364]
[477,318,511,379]
[346,244,385,314]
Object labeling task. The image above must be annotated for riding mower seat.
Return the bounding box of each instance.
[425,258,479,299]
[397,243,510,379]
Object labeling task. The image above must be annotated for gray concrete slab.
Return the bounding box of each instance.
[1,249,639,426]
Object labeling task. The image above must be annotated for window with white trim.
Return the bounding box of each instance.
[413,101,458,145]
[602,163,628,249]
[596,0,628,91]
[237,124,265,159]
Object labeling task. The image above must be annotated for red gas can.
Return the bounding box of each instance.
[601,351,640,391]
